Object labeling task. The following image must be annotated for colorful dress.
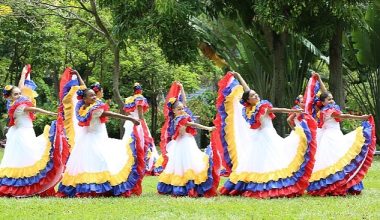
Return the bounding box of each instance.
[124,94,160,175]
[303,75,376,196]
[57,68,144,197]
[157,113,217,197]
[0,75,63,197]
[214,72,317,198]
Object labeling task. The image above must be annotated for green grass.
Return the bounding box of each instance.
[0,148,380,219]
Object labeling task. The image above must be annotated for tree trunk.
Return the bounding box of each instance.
[329,26,345,109]
[271,32,288,136]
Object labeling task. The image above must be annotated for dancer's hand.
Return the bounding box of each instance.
[208,126,216,132]
[70,69,79,75]
[312,72,320,80]
[50,112,58,116]
[232,72,240,77]
[21,65,29,76]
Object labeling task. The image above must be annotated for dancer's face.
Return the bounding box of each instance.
[96,89,104,99]
[173,102,185,116]
[322,94,334,106]
[11,87,22,101]
[298,95,305,108]
[248,90,260,105]
[84,89,97,105]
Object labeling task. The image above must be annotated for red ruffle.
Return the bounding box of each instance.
[250,103,276,129]
[8,101,35,127]
[159,82,182,169]
[309,116,376,196]
[173,116,197,140]
[213,72,235,173]
[78,104,110,127]
[131,125,145,196]
[135,99,149,113]
[204,130,222,197]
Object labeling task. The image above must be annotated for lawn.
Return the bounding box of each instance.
[0,148,379,219]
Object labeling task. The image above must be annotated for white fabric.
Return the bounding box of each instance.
[231,98,303,174]
[162,133,208,176]
[0,105,48,168]
[64,109,132,177]
[312,114,358,172]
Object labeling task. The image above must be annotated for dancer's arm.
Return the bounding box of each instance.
[71,70,86,87]
[186,122,216,131]
[102,111,140,125]
[312,72,327,93]
[269,108,302,114]
[233,72,250,92]
[332,113,370,121]
[18,65,29,89]
[178,82,187,106]
[24,107,57,116]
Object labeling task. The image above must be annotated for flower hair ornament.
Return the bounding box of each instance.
[134,82,143,94]
[90,82,102,93]
[2,85,14,98]
[76,89,86,100]
[167,97,177,110]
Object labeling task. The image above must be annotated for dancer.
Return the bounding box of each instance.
[57,68,144,197]
[0,65,63,197]
[157,82,219,197]
[214,71,317,198]
[124,83,160,175]
[304,72,376,196]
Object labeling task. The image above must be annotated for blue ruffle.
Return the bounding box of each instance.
[24,79,37,91]
[307,120,372,191]
[217,78,239,170]
[348,181,364,193]
[157,147,214,196]
[222,120,314,192]
[62,79,79,100]
[58,133,141,197]
[0,121,57,187]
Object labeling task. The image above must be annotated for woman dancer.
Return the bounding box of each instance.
[57,68,144,197]
[0,65,63,197]
[214,71,317,198]
[304,72,376,196]
[124,83,160,175]
[157,82,219,197]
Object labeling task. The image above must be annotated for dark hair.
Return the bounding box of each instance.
[2,85,15,98]
[319,92,331,102]
[241,90,251,104]
[77,88,93,100]
[90,82,102,93]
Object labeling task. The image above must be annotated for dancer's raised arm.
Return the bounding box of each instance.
[18,65,29,89]
[312,72,327,93]
[233,72,250,92]
[71,69,86,87]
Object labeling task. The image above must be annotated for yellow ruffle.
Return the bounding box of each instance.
[310,127,365,181]
[224,85,244,170]
[154,155,164,167]
[224,86,309,183]
[125,94,145,105]
[21,87,37,106]
[62,85,85,151]
[0,125,52,178]
[159,154,209,186]
[61,137,135,186]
